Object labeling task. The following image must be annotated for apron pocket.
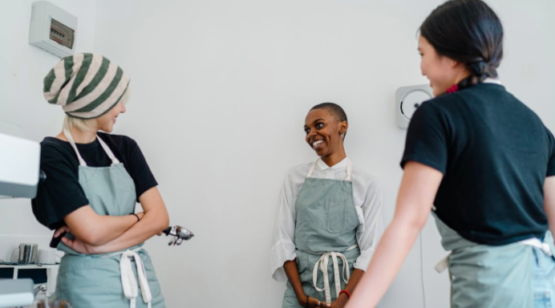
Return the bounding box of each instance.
[57,257,124,307]
[326,198,348,233]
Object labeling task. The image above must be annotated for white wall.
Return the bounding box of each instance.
[93,0,555,307]
[0,0,98,262]
[1,0,554,307]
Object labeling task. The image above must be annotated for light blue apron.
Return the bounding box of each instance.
[282,159,360,307]
[433,211,555,308]
[54,130,165,308]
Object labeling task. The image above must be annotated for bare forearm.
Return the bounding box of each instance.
[334,269,364,306]
[284,260,307,305]
[549,224,555,242]
[64,205,139,246]
[94,209,168,253]
[95,214,141,245]
[544,177,555,242]
[345,220,421,308]
[345,162,441,308]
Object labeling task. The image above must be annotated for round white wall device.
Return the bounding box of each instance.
[395,85,433,129]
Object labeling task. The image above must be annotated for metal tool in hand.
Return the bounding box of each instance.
[162,225,194,246]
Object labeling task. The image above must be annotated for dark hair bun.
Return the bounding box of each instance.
[469,61,487,77]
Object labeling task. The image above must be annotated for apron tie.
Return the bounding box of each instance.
[519,238,553,256]
[435,237,553,274]
[119,249,153,308]
[311,244,357,305]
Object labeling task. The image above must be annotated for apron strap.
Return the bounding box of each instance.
[120,249,152,308]
[312,251,353,305]
[483,78,502,85]
[63,129,88,166]
[519,238,553,256]
[306,159,319,178]
[96,135,120,165]
[345,159,353,181]
[435,254,450,273]
[63,129,120,166]
[306,158,353,181]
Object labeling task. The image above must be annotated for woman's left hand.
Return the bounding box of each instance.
[62,236,102,255]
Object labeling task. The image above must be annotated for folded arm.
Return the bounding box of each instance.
[63,206,141,246]
[62,186,169,254]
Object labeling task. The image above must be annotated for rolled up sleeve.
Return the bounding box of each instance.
[271,171,298,281]
[354,180,384,271]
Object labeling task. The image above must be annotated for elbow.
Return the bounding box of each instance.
[403,212,428,232]
[77,229,103,246]
[87,237,104,247]
[75,219,109,246]
[394,208,429,233]
[411,213,428,231]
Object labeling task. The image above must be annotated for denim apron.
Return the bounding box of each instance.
[54,130,165,308]
[282,159,360,307]
[433,211,555,308]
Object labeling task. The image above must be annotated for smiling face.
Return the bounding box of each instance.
[418,35,468,96]
[304,108,348,159]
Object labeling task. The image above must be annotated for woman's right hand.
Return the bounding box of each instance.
[284,260,329,308]
[53,225,71,239]
[299,295,330,308]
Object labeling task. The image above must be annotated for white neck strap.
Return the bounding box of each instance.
[307,158,352,181]
[483,78,502,85]
[63,129,120,166]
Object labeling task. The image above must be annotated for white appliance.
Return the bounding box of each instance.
[0,133,41,199]
[0,279,34,308]
[0,131,42,307]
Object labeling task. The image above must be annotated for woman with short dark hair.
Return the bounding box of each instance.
[271,103,383,308]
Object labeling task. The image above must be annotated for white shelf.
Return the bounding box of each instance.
[0,264,59,282]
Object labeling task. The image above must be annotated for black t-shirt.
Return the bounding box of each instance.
[31,132,158,230]
[401,83,555,245]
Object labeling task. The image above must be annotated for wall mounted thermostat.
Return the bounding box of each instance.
[29,1,78,58]
[395,85,433,129]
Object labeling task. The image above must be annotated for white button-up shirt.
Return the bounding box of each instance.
[271,158,384,281]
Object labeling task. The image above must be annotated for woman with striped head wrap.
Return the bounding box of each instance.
[32,53,168,308]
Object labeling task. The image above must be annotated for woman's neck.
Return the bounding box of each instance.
[453,70,472,85]
[321,148,347,167]
[57,128,97,144]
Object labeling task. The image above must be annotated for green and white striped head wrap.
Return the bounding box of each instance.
[43,53,130,119]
